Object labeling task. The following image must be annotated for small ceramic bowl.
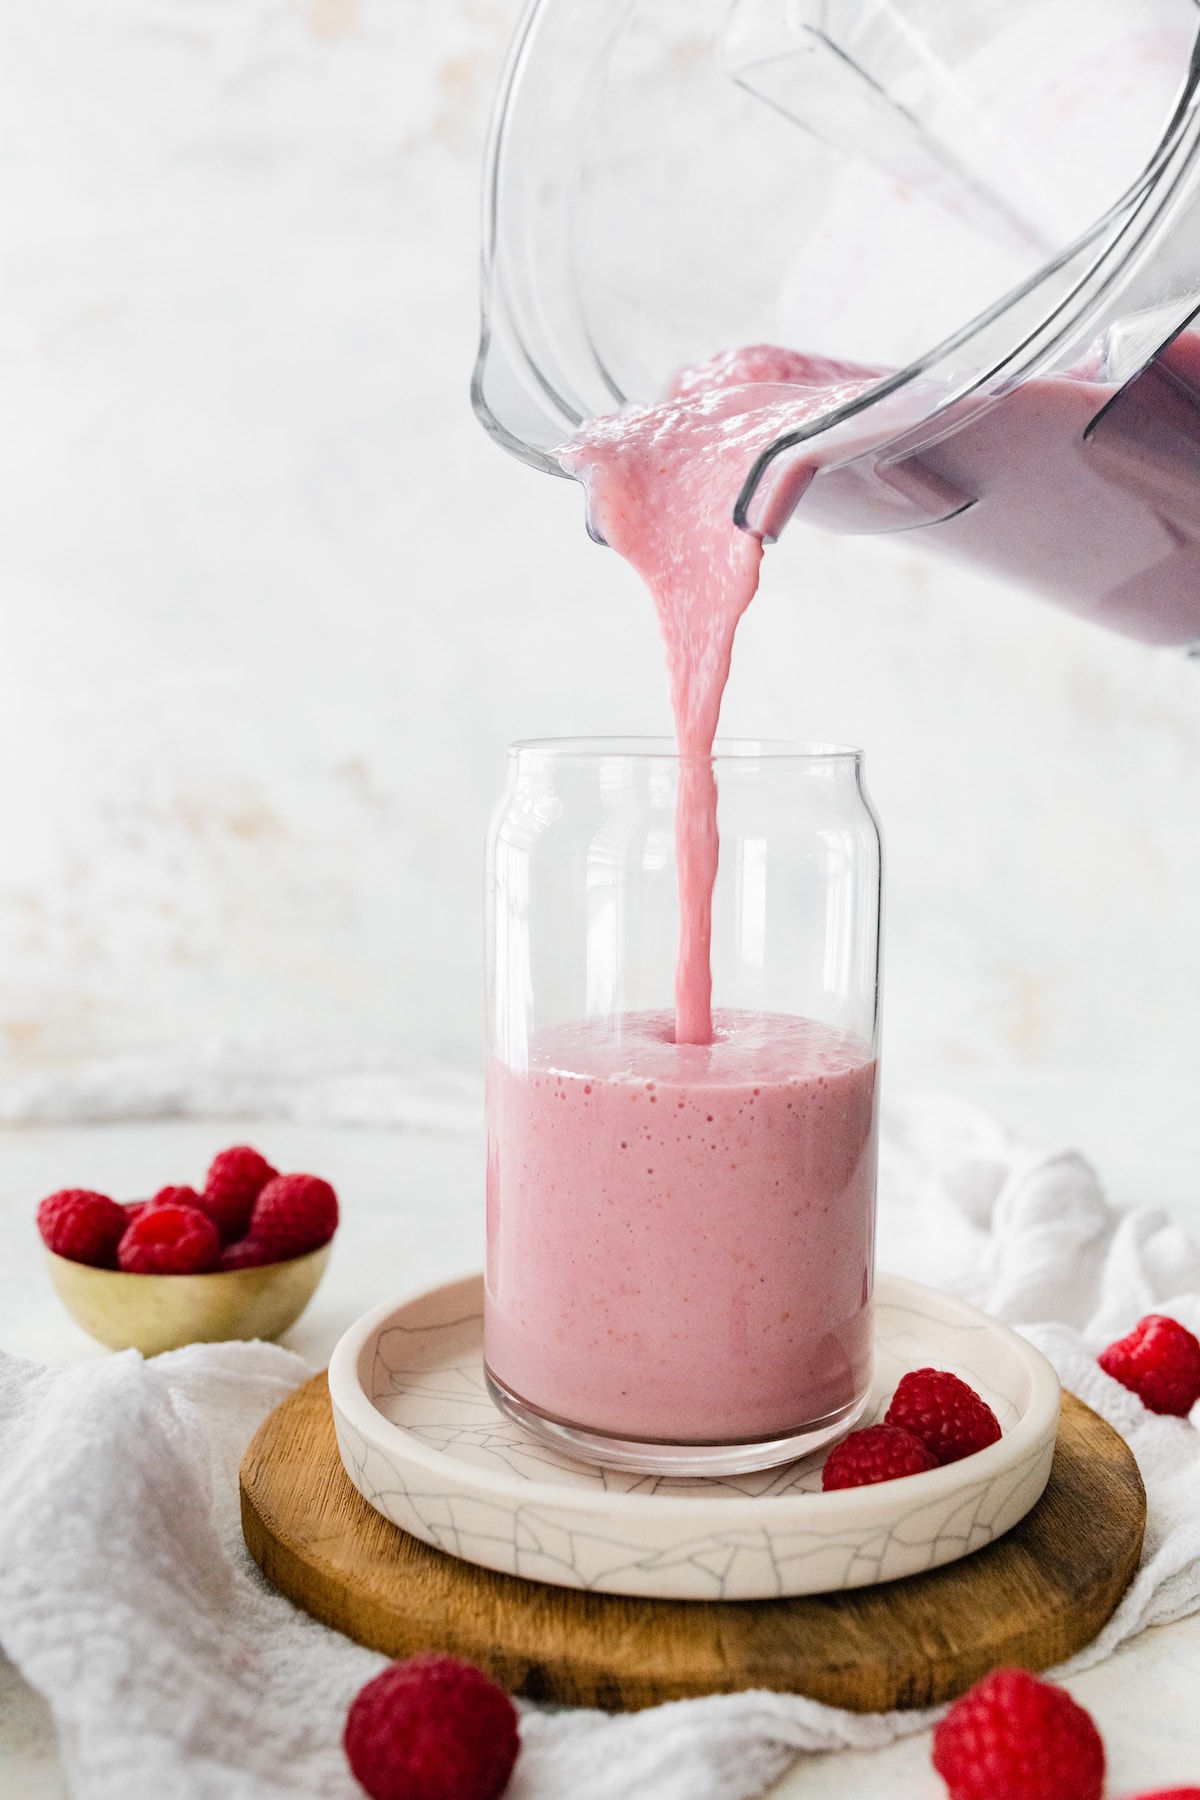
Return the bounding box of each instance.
[44,1241,332,1355]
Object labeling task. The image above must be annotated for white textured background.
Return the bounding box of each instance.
[0,0,1197,1117]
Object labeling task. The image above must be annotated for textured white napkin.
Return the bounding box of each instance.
[1,1096,1198,1800]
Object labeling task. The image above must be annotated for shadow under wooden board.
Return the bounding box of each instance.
[240,1373,1145,1714]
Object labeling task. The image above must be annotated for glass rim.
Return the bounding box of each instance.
[508,735,862,763]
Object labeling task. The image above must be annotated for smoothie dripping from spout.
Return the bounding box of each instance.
[557,348,880,1044]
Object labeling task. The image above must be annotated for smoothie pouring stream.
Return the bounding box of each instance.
[557,351,879,1046]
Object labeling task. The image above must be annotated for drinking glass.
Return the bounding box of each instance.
[484,737,883,1474]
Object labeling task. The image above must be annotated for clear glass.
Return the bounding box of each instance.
[472,0,1200,645]
[484,739,883,1475]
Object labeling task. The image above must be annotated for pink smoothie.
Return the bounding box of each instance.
[485,1009,877,1441]
[776,329,1200,647]
[557,352,879,1044]
[485,352,884,1446]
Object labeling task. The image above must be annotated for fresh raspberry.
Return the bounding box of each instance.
[344,1654,519,1800]
[1098,1314,1200,1417]
[885,1368,1003,1465]
[219,1237,277,1271]
[932,1668,1104,1800]
[36,1189,128,1269]
[117,1203,221,1275]
[200,1145,278,1243]
[249,1173,338,1260]
[150,1184,205,1211]
[821,1423,938,1491]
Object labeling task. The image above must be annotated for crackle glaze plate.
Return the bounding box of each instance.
[327,1272,1060,1602]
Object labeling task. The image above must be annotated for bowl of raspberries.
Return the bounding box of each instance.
[37,1145,338,1355]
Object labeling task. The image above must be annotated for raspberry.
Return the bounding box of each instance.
[821,1423,938,1491]
[36,1189,128,1269]
[932,1668,1104,1800]
[117,1203,221,1275]
[344,1654,519,1800]
[885,1368,1003,1466]
[1098,1314,1200,1417]
[249,1173,338,1260]
[200,1145,278,1243]
[150,1184,205,1211]
[219,1237,276,1271]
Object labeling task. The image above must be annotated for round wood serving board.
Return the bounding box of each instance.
[240,1374,1145,1714]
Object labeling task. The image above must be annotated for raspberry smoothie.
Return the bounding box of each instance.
[486,1010,877,1442]
[557,351,879,1045]
[487,351,883,1453]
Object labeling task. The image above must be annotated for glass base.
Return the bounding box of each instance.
[484,1366,872,1477]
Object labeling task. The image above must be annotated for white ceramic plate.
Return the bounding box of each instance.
[328,1273,1060,1602]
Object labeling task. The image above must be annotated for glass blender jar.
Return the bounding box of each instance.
[473,0,1200,646]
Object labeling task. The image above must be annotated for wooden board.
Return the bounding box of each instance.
[240,1374,1145,1714]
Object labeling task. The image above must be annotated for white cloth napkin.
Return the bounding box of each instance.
[1,1096,1199,1800]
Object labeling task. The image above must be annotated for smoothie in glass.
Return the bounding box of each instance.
[486,1009,877,1442]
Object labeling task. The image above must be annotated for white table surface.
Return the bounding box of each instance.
[1,1076,1198,1797]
